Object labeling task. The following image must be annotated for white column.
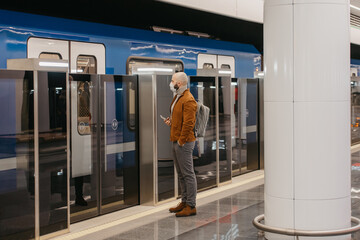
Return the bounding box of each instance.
[264,1,350,239]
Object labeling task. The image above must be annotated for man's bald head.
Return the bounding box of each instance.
[172,72,188,86]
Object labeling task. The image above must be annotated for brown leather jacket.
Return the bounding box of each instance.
[170,89,197,145]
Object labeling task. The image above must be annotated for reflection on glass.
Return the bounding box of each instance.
[190,77,217,191]
[127,81,136,131]
[219,77,232,183]
[101,75,139,213]
[70,74,98,223]
[352,77,360,145]
[232,79,259,175]
[0,71,35,239]
[157,75,175,201]
[77,81,91,135]
[77,55,97,74]
[244,79,259,172]
[38,72,68,235]
[231,79,241,177]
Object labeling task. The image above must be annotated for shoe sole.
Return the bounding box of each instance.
[175,212,196,217]
[169,209,184,213]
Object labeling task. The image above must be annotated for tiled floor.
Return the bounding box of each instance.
[351,152,360,240]
[54,152,360,240]
[104,186,265,240]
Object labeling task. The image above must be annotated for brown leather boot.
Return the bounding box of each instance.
[175,204,196,217]
[169,202,186,213]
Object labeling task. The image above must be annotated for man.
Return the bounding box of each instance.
[164,72,197,217]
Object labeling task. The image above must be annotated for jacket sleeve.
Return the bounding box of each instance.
[178,99,197,145]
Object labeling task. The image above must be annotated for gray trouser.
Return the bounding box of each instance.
[172,141,197,207]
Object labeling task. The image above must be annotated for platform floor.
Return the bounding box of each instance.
[52,152,360,240]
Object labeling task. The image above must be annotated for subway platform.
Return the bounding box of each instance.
[51,152,360,240]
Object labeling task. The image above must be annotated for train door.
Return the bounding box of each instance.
[70,73,99,222]
[69,42,111,222]
[197,53,216,70]
[70,42,105,74]
[69,73,139,222]
[29,38,131,222]
[28,38,69,60]
[217,55,235,78]
[197,54,235,77]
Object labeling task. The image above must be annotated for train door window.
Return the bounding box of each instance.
[351,67,358,77]
[220,64,231,69]
[126,57,184,75]
[77,55,97,74]
[39,52,62,60]
[70,41,105,74]
[217,55,235,78]
[203,63,214,69]
[27,37,69,60]
[197,53,217,70]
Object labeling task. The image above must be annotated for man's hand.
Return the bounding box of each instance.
[164,117,171,126]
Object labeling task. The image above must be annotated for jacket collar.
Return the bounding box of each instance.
[170,88,189,110]
[176,85,187,96]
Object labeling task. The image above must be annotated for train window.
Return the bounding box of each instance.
[218,55,235,77]
[203,63,214,69]
[220,64,231,69]
[77,81,91,135]
[127,57,184,75]
[39,52,62,59]
[77,55,97,74]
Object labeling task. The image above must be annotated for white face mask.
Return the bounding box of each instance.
[169,82,177,93]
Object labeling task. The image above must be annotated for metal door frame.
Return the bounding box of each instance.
[135,67,178,206]
[7,58,70,240]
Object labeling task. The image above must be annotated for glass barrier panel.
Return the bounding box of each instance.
[219,77,232,183]
[69,74,99,223]
[156,75,175,202]
[190,76,217,191]
[38,72,68,235]
[240,79,259,173]
[231,78,241,177]
[351,77,360,145]
[0,70,35,239]
[101,75,139,213]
